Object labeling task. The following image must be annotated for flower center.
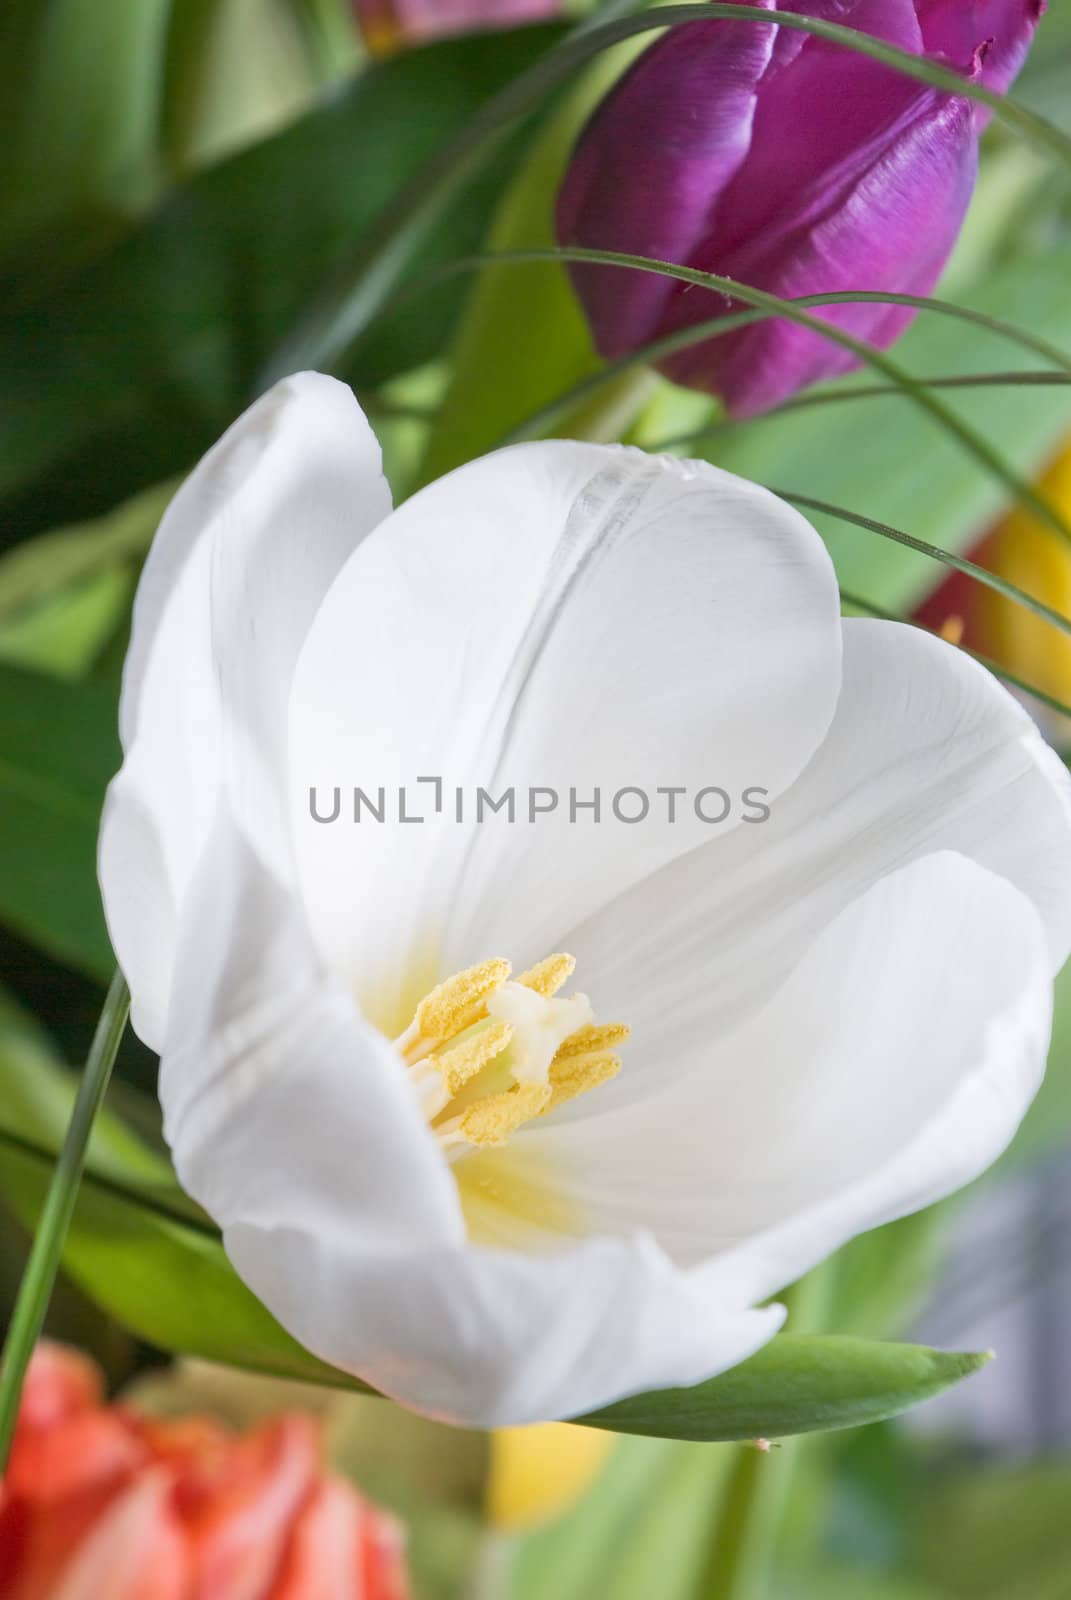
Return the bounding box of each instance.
[394,955,629,1162]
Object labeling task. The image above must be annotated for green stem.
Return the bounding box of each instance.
[0,969,129,1469]
[703,1267,836,1600]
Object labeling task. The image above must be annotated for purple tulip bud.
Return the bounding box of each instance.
[557,0,1046,417]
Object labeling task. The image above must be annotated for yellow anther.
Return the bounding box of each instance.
[435,1022,514,1096]
[404,951,629,1159]
[414,958,511,1046]
[545,1051,621,1114]
[460,1084,551,1147]
[939,614,965,646]
[552,1022,631,1063]
[517,953,576,998]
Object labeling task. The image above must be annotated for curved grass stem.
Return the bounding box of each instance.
[0,969,130,1471]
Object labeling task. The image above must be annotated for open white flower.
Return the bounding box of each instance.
[99,373,1071,1428]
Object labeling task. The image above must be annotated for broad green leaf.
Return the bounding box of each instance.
[0,663,118,977]
[289,0,363,80]
[0,994,316,1374]
[0,0,172,261]
[580,1338,991,1442]
[0,1136,343,1386]
[0,480,175,621]
[415,38,647,487]
[0,24,565,544]
[0,569,133,679]
[0,984,167,1186]
[162,0,320,180]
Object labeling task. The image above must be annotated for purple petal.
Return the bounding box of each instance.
[917,0,1046,93]
[556,8,779,355]
[765,0,922,76]
[661,92,978,416]
[715,1,933,260]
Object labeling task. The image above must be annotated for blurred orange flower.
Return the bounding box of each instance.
[0,1343,410,1600]
[354,0,559,54]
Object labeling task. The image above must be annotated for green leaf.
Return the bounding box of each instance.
[0,569,133,680]
[0,479,175,621]
[579,1338,991,1442]
[0,1134,344,1387]
[0,984,166,1186]
[414,37,647,487]
[0,24,565,542]
[0,663,118,977]
[162,0,321,180]
[0,994,316,1376]
[0,0,172,261]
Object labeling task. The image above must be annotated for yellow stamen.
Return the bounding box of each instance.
[435,1021,514,1096]
[517,953,576,998]
[939,614,965,646]
[552,1022,631,1062]
[398,952,629,1160]
[459,1084,552,1148]
[545,1051,622,1114]
[409,958,511,1051]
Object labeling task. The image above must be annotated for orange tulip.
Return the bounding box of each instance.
[0,1344,409,1600]
[354,0,559,55]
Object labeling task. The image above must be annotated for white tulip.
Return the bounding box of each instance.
[99,373,1071,1427]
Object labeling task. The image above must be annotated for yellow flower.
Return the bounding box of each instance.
[973,444,1071,708]
[919,441,1071,712]
[486,1422,614,1532]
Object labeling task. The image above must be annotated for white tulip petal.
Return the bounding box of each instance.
[554,616,1071,1112]
[288,443,841,1021]
[99,373,390,1047]
[224,1220,784,1428]
[160,809,462,1252]
[507,852,1050,1288]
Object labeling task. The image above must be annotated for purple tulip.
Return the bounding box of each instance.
[557,0,1046,417]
